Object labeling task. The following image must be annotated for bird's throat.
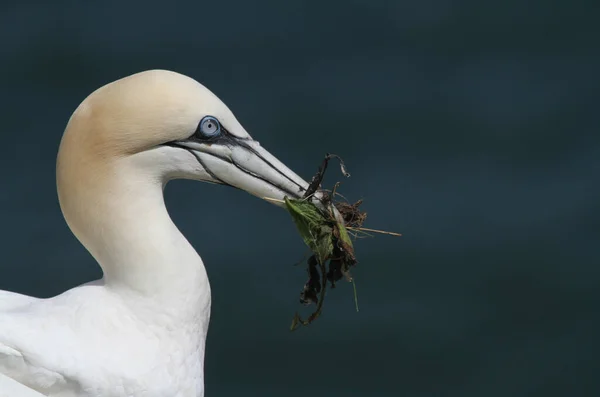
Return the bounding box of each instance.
[57,155,211,321]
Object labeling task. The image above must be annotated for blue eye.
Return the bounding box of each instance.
[198,116,220,138]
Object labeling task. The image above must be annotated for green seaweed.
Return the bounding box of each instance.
[281,154,395,330]
[284,197,333,266]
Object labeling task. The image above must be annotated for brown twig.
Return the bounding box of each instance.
[303,153,351,200]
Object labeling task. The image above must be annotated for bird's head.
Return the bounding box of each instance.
[58,69,317,207]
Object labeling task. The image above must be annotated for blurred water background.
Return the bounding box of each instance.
[0,1,598,396]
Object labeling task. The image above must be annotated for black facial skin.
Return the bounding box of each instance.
[164,117,306,199]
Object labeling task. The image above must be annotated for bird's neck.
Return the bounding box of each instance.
[56,154,211,323]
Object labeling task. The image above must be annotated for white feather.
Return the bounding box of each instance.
[0,70,312,396]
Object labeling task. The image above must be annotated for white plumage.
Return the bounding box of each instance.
[0,70,316,396]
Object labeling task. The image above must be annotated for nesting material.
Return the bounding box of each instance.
[280,154,399,331]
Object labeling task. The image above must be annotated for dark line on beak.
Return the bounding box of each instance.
[181,130,306,194]
[166,142,228,185]
[229,161,302,200]
[235,140,306,194]
[165,142,302,199]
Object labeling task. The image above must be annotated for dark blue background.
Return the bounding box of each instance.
[0,1,598,395]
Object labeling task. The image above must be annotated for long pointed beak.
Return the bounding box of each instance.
[171,137,323,208]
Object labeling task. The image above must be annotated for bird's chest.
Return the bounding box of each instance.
[77,360,203,397]
[19,290,209,397]
[53,325,206,397]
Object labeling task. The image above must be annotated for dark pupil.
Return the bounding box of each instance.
[208,123,212,128]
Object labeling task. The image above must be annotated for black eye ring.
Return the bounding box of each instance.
[197,116,221,138]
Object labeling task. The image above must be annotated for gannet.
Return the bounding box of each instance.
[0,70,321,397]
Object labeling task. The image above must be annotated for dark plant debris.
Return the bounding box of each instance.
[284,154,398,331]
[303,153,350,199]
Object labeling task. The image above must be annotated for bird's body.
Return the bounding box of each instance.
[0,70,315,396]
[0,279,208,396]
